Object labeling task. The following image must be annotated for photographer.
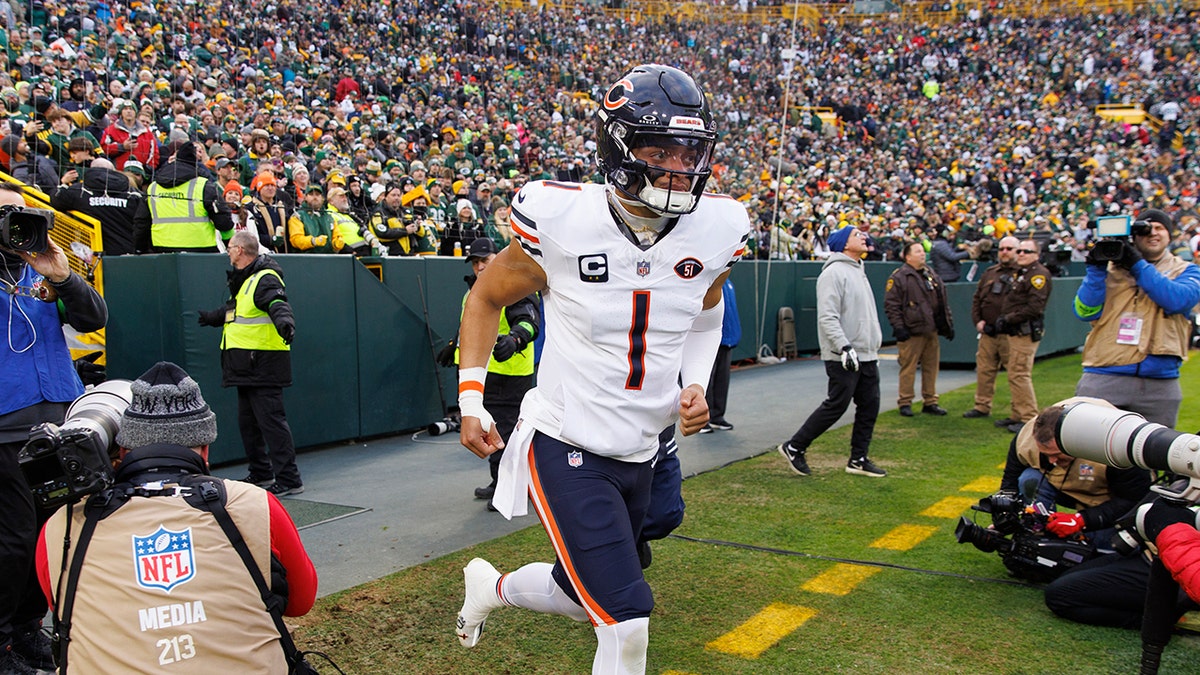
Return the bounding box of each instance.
[35,362,317,672]
[1000,399,1151,543]
[0,182,106,674]
[1074,208,1200,428]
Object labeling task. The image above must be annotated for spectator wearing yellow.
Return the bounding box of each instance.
[288,185,343,253]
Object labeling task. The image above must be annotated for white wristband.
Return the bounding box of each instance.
[458,367,494,433]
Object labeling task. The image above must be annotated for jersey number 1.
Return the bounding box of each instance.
[626,291,650,390]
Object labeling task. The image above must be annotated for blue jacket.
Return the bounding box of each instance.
[0,266,84,416]
[720,279,741,348]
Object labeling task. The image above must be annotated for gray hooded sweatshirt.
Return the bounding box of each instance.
[816,252,882,362]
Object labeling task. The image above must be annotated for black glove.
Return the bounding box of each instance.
[276,319,295,345]
[982,323,997,337]
[73,351,106,387]
[197,308,226,327]
[944,327,955,341]
[492,325,533,362]
[1084,245,1107,269]
[892,327,911,342]
[1139,500,1197,544]
[1115,240,1143,271]
[994,317,1009,335]
[435,339,458,368]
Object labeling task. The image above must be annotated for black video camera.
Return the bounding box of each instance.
[1089,215,1151,263]
[0,204,56,254]
[18,381,131,509]
[954,491,1098,583]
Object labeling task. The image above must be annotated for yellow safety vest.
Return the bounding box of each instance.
[328,207,364,245]
[458,291,534,376]
[221,269,289,352]
[148,177,217,248]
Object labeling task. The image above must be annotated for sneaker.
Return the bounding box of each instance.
[698,424,714,434]
[708,420,734,431]
[898,405,914,417]
[922,404,948,416]
[474,483,496,500]
[638,541,653,570]
[994,418,1017,428]
[0,647,37,675]
[846,457,887,477]
[962,409,989,419]
[239,474,275,488]
[12,624,54,671]
[267,483,304,497]
[456,558,503,648]
[778,442,810,476]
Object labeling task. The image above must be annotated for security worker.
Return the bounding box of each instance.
[198,232,303,496]
[964,235,1018,420]
[438,238,539,507]
[327,186,375,256]
[884,240,954,417]
[133,142,234,253]
[36,361,317,673]
[287,185,343,253]
[1073,208,1200,428]
[994,239,1051,432]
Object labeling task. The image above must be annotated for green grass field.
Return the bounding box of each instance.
[291,353,1200,674]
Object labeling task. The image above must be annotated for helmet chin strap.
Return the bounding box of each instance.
[607,185,670,245]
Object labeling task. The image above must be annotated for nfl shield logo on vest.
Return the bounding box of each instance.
[568,450,583,467]
[133,526,196,593]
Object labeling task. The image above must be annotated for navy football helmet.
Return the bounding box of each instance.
[595,64,716,216]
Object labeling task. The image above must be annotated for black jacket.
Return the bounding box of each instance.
[200,256,294,388]
[50,168,144,256]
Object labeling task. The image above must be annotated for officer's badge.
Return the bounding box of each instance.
[133,526,196,593]
[567,450,583,467]
[1031,275,1046,289]
[886,278,894,292]
[636,260,651,277]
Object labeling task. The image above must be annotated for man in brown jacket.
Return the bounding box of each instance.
[964,236,1018,420]
[884,241,954,417]
[994,240,1052,432]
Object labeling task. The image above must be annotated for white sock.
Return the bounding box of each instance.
[498,562,588,622]
[592,617,649,675]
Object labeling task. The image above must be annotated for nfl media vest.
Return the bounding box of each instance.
[222,269,289,352]
[1015,397,1115,508]
[42,480,287,673]
[148,177,216,249]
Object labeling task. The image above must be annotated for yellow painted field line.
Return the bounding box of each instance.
[960,476,1001,493]
[705,602,817,659]
[662,671,701,675]
[920,496,978,518]
[870,524,938,551]
[801,563,880,596]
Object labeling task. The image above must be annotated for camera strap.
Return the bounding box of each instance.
[54,495,113,674]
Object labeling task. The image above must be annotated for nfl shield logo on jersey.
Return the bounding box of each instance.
[636,260,651,277]
[568,450,584,467]
[133,526,196,593]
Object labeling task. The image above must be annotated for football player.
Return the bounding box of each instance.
[454,64,751,675]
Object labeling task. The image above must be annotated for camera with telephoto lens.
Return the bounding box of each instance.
[1088,214,1151,263]
[0,204,56,254]
[954,491,1098,583]
[427,412,461,436]
[18,380,132,509]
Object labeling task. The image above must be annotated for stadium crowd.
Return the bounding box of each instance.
[0,0,1199,261]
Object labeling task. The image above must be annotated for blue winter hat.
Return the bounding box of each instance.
[827,225,856,253]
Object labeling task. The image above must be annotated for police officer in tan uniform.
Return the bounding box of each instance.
[964,236,1019,420]
[884,240,954,416]
[994,239,1051,432]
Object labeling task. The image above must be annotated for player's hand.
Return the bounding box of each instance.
[1046,512,1085,537]
[677,383,709,436]
[459,414,503,458]
[840,345,859,372]
[18,239,70,283]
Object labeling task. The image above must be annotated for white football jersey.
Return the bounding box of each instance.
[510,181,750,461]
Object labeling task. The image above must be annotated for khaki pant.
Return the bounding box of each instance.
[1007,334,1039,421]
[897,332,940,407]
[973,333,1009,414]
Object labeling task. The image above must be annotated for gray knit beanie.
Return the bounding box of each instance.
[115,362,218,449]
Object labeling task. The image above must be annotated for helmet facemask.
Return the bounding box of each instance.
[606,126,714,216]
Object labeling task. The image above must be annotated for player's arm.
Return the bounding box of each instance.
[677,270,729,436]
[459,242,547,457]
